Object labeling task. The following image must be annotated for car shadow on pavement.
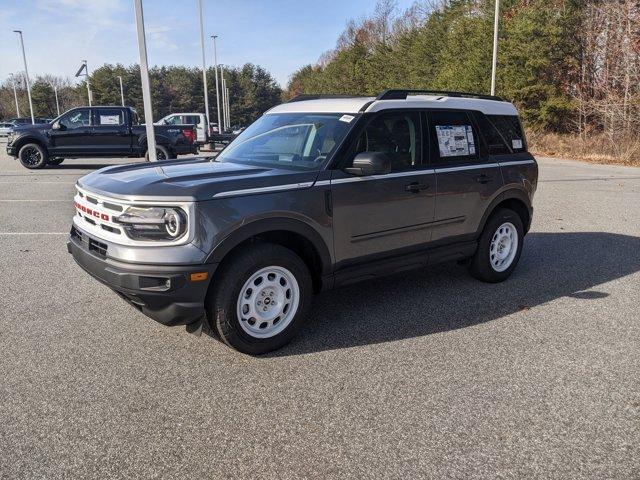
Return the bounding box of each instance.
[273,232,640,356]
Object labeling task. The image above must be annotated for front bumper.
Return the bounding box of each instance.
[6,144,17,157]
[67,227,217,327]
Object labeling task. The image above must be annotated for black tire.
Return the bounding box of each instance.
[469,208,524,283]
[207,243,312,355]
[18,143,48,169]
[48,157,64,166]
[145,145,172,161]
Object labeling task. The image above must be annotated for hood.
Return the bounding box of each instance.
[77,157,319,201]
[13,123,52,133]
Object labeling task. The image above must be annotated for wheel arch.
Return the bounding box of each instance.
[206,218,333,293]
[479,189,532,236]
[13,136,48,154]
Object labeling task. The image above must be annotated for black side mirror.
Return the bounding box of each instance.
[344,151,392,176]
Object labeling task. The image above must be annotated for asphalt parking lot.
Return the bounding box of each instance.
[0,146,639,479]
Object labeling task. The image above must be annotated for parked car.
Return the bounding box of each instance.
[67,89,538,354]
[0,123,13,137]
[157,113,208,144]
[7,117,49,125]
[6,106,197,169]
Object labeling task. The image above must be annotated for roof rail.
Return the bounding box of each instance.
[376,89,503,102]
[286,94,370,103]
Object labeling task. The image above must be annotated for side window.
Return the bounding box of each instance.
[350,111,422,172]
[165,115,182,125]
[429,110,479,164]
[473,112,511,155]
[59,109,91,129]
[95,109,125,126]
[487,115,526,152]
[185,115,201,125]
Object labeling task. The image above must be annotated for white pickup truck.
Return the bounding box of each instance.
[156,113,209,144]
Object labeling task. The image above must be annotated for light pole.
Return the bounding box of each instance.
[75,60,92,106]
[226,86,231,129]
[10,74,20,117]
[490,0,500,96]
[133,0,157,161]
[220,74,226,132]
[211,35,222,134]
[13,30,34,124]
[52,84,60,117]
[197,0,211,134]
[117,75,125,106]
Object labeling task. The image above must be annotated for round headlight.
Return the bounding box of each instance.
[164,209,184,237]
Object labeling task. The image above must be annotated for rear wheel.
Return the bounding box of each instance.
[469,208,524,283]
[145,145,172,161]
[207,243,312,355]
[18,143,48,169]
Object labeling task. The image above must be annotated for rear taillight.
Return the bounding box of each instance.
[182,128,195,144]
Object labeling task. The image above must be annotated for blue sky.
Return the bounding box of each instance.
[0,0,416,87]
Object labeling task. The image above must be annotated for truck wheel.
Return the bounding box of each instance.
[207,243,312,355]
[18,143,49,169]
[469,208,524,283]
[48,157,64,166]
[145,145,172,161]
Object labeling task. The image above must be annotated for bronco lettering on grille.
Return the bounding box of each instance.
[74,201,110,221]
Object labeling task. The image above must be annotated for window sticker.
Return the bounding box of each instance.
[339,114,355,123]
[100,114,121,125]
[512,139,523,150]
[436,125,476,157]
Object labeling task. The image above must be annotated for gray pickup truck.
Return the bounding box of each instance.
[6,106,197,169]
[67,90,538,354]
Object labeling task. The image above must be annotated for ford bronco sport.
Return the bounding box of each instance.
[67,90,538,354]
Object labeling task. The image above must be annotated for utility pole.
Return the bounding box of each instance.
[133,0,157,161]
[211,35,222,133]
[117,75,125,106]
[13,30,34,124]
[10,74,20,117]
[490,0,500,96]
[197,0,211,134]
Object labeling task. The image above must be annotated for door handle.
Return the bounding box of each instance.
[476,174,493,184]
[405,182,429,193]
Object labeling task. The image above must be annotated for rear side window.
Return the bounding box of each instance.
[473,112,510,155]
[95,109,125,126]
[429,110,478,164]
[184,115,201,125]
[488,115,526,152]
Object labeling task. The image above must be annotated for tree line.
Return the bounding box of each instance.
[0,63,282,127]
[286,0,640,138]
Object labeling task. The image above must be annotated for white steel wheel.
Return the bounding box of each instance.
[489,222,519,272]
[236,266,300,339]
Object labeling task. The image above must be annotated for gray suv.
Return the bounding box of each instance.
[67,89,538,354]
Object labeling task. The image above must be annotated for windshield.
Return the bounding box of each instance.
[216,113,356,170]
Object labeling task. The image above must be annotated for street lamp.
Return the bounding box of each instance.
[10,74,20,117]
[117,75,125,106]
[52,83,60,117]
[490,0,500,96]
[133,0,157,161]
[75,60,92,106]
[13,30,35,124]
[197,0,211,134]
[211,35,222,134]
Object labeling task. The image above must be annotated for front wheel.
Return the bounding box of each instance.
[469,208,524,283]
[207,243,312,355]
[18,143,48,169]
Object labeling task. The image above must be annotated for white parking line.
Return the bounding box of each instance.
[0,200,68,202]
[0,181,76,184]
[0,232,68,235]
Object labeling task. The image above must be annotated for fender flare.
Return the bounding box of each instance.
[12,135,49,154]
[478,187,533,235]
[206,217,332,274]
